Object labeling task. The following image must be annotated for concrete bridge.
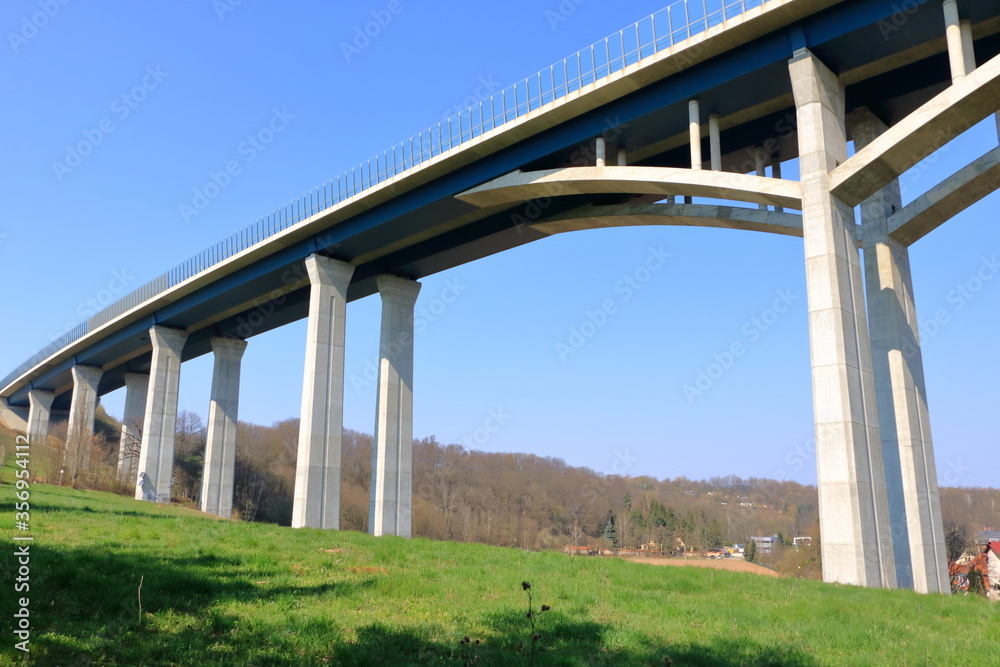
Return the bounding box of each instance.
[3,0,999,593]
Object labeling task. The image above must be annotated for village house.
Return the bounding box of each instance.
[950,542,1000,600]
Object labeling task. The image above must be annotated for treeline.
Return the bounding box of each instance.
[21,410,998,572]
[154,413,822,553]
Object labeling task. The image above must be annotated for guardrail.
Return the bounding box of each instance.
[2,0,763,393]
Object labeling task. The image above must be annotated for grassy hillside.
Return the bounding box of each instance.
[0,432,997,666]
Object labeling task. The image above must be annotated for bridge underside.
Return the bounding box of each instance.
[6,0,1000,592]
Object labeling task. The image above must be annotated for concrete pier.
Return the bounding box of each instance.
[689,99,702,170]
[292,255,355,529]
[117,372,148,483]
[369,275,421,538]
[943,0,966,82]
[200,337,247,518]
[852,109,950,594]
[27,390,55,445]
[709,113,722,171]
[135,326,187,503]
[789,49,896,588]
[67,365,103,469]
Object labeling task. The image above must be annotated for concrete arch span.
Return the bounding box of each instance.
[456,166,803,212]
[528,202,804,239]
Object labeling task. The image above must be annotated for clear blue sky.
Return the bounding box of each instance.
[2,0,998,488]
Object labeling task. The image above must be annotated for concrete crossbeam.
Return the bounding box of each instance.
[135,326,187,504]
[531,202,802,238]
[457,166,802,210]
[830,50,1000,205]
[292,255,355,529]
[27,390,55,446]
[117,372,148,483]
[884,146,1000,246]
[853,108,950,594]
[369,274,421,538]
[790,49,896,589]
[200,337,247,519]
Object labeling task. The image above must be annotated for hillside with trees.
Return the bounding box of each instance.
[19,410,998,580]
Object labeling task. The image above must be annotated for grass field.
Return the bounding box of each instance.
[1,431,997,666]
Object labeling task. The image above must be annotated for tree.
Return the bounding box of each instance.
[602,514,617,548]
[745,539,758,563]
[944,519,972,563]
[703,518,725,550]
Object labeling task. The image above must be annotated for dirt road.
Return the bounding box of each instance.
[623,557,780,577]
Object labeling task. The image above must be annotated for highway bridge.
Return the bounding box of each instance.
[3,0,999,593]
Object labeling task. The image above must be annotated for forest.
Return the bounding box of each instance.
[25,406,998,579]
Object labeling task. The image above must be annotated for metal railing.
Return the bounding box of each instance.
[2,0,763,393]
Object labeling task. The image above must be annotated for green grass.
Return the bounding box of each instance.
[1,437,997,666]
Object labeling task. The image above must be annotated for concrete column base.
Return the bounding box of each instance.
[369,274,421,538]
[135,326,187,504]
[852,108,950,594]
[67,365,103,474]
[27,390,55,446]
[292,255,355,529]
[790,49,896,589]
[200,337,247,518]
[118,373,148,483]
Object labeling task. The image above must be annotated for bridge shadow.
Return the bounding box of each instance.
[306,616,819,666]
[10,542,818,666]
[4,543,377,665]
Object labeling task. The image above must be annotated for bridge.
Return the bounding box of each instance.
[3,0,999,593]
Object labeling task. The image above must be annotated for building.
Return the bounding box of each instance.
[976,528,1000,546]
[950,542,1000,600]
[750,536,779,555]
[793,536,813,547]
[988,543,1000,603]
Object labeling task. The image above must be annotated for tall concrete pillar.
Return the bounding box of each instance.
[852,109,950,594]
[200,337,247,518]
[27,390,55,445]
[709,113,722,171]
[67,365,103,469]
[943,0,966,82]
[959,20,975,72]
[755,148,768,211]
[789,49,896,589]
[595,137,606,167]
[117,373,148,482]
[369,274,421,538]
[688,99,702,170]
[772,159,784,213]
[292,255,355,529]
[135,326,187,503]
[617,148,627,167]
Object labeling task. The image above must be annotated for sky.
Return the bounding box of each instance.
[2,0,998,489]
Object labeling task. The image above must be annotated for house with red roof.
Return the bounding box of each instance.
[951,542,1000,600]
